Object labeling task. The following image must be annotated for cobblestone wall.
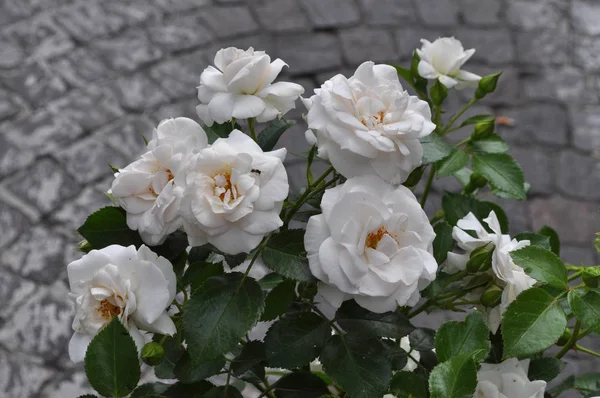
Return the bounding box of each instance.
[0,0,598,396]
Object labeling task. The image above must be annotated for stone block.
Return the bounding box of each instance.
[359,0,416,26]
[199,6,259,38]
[0,202,31,249]
[148,14,213,52]
[300,0,361,28]
[150,52,208,101]
[490,197,531,234]
[523,67,598,104]
[54,3,125,42]
[5,159,81,215]
[274,33,342,75]
[6,15,74,60]
[0,61,67,109]
[49,49,112,88]
[561,245,596,266]
[570,106,600,152]
[152,0,210,12]
[154,99,199,123]
[252,0,310,32]
[0,35,24,68]
[415,0,459,27]
[459,0,502,26]
[0,134,34,178]
[52,184,112,232]
[113,73,170,111]
[557,150,600,201]
[529,195,600,245]
[96,116,156,159]
[340,28,396,65]
[94,30,163,73]
[501,104,568,147]
[516,24,570,66]
[0,350,54,398]
[510,146,555,195]
[575,36,600,72]
[506,0,563,30]
[572,0,600,36]
[457,28,515,64]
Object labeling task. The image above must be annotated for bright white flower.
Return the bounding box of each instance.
[110,118,208,245]
[475,358,546,398]
[416,37,481,89]
[305,176,437,313]
[304,61,435,185]
[400,336,420,372]
[181,130,289,254]
[448,211,534,333]
[67,244,177,362]
[196,47,304,126]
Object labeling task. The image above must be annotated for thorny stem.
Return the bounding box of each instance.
[568,270,583,282]
[555,321,581,359]
[440,98,477,136]
[575,344,600,359]
[283,166,335,225]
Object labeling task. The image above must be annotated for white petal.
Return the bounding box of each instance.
[68,332,93,363]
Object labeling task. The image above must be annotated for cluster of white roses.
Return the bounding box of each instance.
[66,39,547,398]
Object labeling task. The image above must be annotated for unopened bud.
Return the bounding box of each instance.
[480,285,503,308]
[467,243,494,273]
[141,342,165,366]
[475,72,502,99]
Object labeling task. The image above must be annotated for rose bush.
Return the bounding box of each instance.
[66,40,600,398]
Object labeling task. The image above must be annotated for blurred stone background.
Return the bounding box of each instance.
[0,0,598,396]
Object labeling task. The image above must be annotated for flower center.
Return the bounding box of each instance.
[148,169,174,197]
[361,110,386,129]
[97,299,121,320]
[366,226,388,249]
[213,172,238,204]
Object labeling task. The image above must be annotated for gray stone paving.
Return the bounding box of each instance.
[0,0,598,396]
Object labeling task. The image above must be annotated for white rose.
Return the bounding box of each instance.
[304,61,435,185]
[67,244,177,362]
[475,358,546,398]
[448,211,534,333]
[305,176,437,313]
[416,37,481,89]
[110,117,208,245]
[181,130,289,254]
[399,336,420,372]
[196,46,304,126]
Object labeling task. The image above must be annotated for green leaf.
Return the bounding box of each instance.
[173,351,225,383]
[390,371,428,398]
[392,64,414,85]
[183,273,264,363]
[454,167,474,186]
[568,290,600,333]
[502,288,567,358]
[420,134,454,164]
[514,233,551,250]
[527,357,565,382]
[428,353,478,398]
[442,192,509,233]
[321,335,391,398]
[261,279,297,321]
[430,79,448,105]
[183,261,224,292]
[472,153,526,200]
[335,299,414,339]
[257,118,296,151]
[510,246,568,289]
[204,386,244,398]
[160,382,215,397]
[468,133,510,154]
[262,229,314,282]
[78,207,143,250]
[84,317,141,397]
[436,149,469,178]
[459,115,495,128]
[258,273,285,290]
[574,373,600,394]
[265,312,331,368]
[381,339,408,371]
[435,311,490,363]
[409,328,435,351]
[403,165,426,188]
[153,335,183,380]
[539,226,560,256]
[273,371,331,398]
[130,383,169,397]
[433,222,454,264]
[204,121,242,144]
[583,267,600,288]
[231,340,266,377]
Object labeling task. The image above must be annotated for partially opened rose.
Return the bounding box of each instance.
[180,130,289,254]
[305,176,437,313]
[110,117,208,245]
[196,46,304,126]
[304,61,435,185]
[475,358,546,398]
[416,37,481,89]
[67,245,176,362]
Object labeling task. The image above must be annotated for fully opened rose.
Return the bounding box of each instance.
[304,61,435,185]
[110,117,208,245]
[305,176,437,313]
[180,130,289,254]
[416,37,481,89]
[447,211,534,333]
[196,46,304,126]
[67,245,176,362]
[475,358,546,398]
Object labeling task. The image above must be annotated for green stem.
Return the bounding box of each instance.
[576,344,600,359]
[311,302,345,335]
[440,98,477,136]
[224,361,234,396]
[249,118,257,141]
[578,328,592,339]
[283,166,335,225]
[429,210,444,224]
[419,164,436,208]
[555,320,581,359]
[568,270,583,282]
[434,104,442,128]
[455,137,471,147]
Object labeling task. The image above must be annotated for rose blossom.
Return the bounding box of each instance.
[67,244,176,362]
[447,211,534,333]
[180,130,289,254]
[196,46,304,126]
[305,176,437,313]
[304,61,435,185]
[416,37,481,89]
[110,117,208,245]
[475,358,546,398]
